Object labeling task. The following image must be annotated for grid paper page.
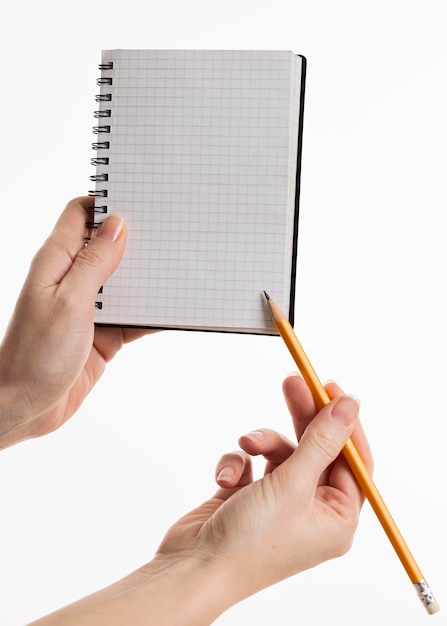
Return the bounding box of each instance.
[92,50,304,333]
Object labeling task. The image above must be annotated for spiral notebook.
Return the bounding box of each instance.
[89,49,306,334]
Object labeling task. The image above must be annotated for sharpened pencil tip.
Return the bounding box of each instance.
[263,291,271,300]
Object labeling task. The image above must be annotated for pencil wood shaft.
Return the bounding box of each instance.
[265,295,424,584]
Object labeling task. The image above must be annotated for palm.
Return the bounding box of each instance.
[20,326,155,439]
[156,501,230,564]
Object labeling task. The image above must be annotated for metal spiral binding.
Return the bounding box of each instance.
[94,109,111,118]
[96,77,113,85]
[91,141,110,150]
[91,157,109,166]
[88,60,114,307]
[87,59,114,311]
[89,60,113,222]
[93,125,111,134]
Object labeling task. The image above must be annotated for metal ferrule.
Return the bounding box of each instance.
[413,579,437,608]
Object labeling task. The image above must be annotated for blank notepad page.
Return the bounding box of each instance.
[92,50,305,333]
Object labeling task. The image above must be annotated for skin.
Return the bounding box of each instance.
[30,379,371,626]
[0,198,373,625]
[0,197,154,448]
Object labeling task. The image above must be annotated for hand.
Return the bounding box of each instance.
[155,376,372,599]
[0,197,154,448]
[30,376,372,626]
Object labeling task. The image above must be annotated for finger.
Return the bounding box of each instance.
[28,197,127,301]
[239,429,296,474]
[215,451,253,488]
[326,416,374,513]
[282,373,317,441]
[324,382,374,484]
[92,326,160,363]
[283,374,348,442]
[348,418,374,475]
[324,380,346,401]
[278,395,360,499]
[121,328,161,344]
[29,197,96,286]
[64,212,127,303]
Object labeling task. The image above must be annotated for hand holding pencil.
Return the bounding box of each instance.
[264,292,439,615]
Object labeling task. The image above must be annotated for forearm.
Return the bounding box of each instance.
[29,555,240,626]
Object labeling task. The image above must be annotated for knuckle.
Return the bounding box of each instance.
[309,426,340,462]
[75,244,105,270]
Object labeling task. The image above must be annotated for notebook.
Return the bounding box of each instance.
[89,49,306,334]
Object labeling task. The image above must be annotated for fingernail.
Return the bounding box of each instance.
[242,430,264,442]
[216,466,235,482]
[330,396,359,426]
[96,214,124,242]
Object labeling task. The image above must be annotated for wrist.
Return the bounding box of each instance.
[31,553,243,626]
[0,389,28,450]
[0,373,20,450]
[0,345,33,449]
[135,553,238,625]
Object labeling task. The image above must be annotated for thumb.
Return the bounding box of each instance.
[66,214,127,301]
[285,396,359,491]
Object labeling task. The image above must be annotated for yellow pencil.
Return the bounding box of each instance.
[264,291,439,615]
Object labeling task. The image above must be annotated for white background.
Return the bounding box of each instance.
[0,1,445,624]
